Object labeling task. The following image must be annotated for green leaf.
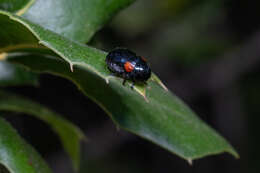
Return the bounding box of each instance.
[0,0,31,13]
[0,11,238,162]
[18,0,134,43]
[0,90,86,171]
[0,61,38,87]
[0,117,52,173]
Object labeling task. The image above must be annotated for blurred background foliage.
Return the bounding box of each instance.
[4,0,259,172]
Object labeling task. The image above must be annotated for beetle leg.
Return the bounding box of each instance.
[122,73,128,86]
[105,73,116,84]
[122,79,127,86]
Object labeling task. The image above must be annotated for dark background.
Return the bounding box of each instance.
[4,0,260,172]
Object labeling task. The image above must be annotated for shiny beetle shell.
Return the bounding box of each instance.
[106,48,151,86]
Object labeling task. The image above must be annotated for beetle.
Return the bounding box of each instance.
[106,48,151,89]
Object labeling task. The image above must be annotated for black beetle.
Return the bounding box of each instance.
[106,48,151,89]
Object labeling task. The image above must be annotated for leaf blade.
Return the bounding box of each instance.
[0,117,52,173]
[8,53,239,160]
[0,61,38,87]
[22,0,135,43]
[0,90,85,171]
[0,0,32,13]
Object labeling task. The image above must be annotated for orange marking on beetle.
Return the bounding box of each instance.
[124,61,134,72]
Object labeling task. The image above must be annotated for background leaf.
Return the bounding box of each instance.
[0,61,38,87]
[0,117,52,173]
[20,0,135,43]
[0,90,86,171]
[0,0,31,13]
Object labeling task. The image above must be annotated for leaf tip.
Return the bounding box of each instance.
[38,40,44,44]
[158,80,168,91]
[105,78,109,84]
[151,73,168,91]
[0,53,7,61]
[187,158,193,165]
[144,96,149,102]
[228,148,240,159]
[70,63,74,72]
[142,92,149,103]
[134,86,149,102]
[105,75,113,84]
